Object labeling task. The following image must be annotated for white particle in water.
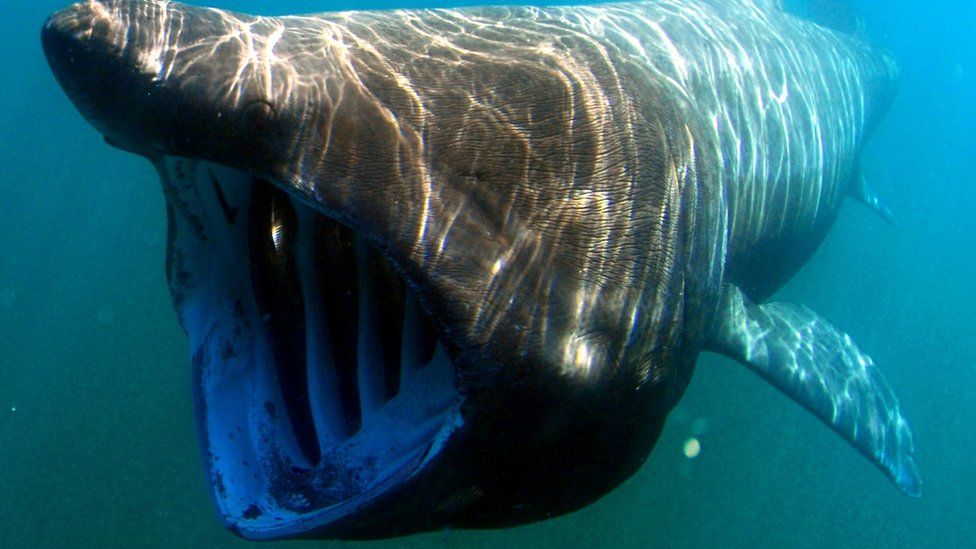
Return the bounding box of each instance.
[683,437,701,459]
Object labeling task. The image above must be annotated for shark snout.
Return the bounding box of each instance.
[43,1,181,155]
[43,1,131,136]
[41,1,131,70]
[42,0,108,39]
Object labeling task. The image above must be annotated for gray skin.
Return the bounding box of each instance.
[42,0,917,540]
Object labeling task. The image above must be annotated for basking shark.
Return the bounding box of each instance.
[42,0,919,540]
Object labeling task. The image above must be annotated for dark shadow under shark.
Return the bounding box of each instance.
[41,0,918,540]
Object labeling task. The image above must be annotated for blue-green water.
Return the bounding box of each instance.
[1,0,973,547]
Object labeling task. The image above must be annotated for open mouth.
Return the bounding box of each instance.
[159,157,460,538]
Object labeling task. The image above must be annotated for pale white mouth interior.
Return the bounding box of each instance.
[159,157,459,536]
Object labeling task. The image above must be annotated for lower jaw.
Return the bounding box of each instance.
[160,157,461,537]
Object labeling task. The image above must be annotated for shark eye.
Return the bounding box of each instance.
[240,98,276,135]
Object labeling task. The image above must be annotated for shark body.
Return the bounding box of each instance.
[42,0,917,540]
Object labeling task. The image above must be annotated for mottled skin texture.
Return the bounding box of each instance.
[42,0,914,540]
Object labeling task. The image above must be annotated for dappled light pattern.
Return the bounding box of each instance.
[44,0,897,385]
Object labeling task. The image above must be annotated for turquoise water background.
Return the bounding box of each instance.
[1,0,973,546]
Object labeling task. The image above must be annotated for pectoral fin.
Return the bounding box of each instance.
[706,284,921,496]
[851,171,899,227]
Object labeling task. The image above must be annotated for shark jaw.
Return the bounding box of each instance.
[159,157,461,539]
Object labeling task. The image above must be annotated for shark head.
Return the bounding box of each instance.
[43,0,702,540]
